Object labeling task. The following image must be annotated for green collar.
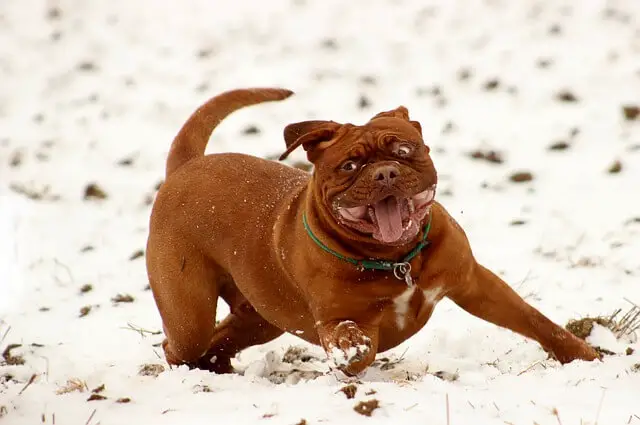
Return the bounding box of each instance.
[302,212,432,286]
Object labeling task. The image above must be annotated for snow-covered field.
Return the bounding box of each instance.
[1,0,640,423]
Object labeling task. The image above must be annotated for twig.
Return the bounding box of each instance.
[552,407,563,425]
[594,388,607,425]
[446,394,451,425]
[53,259,74,284]
[18,374,37,395]
[84,409,96,425]
[517,360,543,376]
[121,322,162,338]
[0,325,10,348]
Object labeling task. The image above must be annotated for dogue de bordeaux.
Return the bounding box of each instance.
[146,88,598,376]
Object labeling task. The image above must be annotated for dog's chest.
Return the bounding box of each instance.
[391,285,443,331]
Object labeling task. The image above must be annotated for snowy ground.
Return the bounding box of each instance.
[1,0,640,424]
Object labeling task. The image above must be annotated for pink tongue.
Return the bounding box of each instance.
[373,197,403,243]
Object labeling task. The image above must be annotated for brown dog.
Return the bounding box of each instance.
[146,88,598,376]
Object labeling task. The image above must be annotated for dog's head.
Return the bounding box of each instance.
[280,107,437,246]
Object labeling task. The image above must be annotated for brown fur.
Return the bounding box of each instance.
[146,87,598,376]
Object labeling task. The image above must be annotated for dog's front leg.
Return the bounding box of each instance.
[315,319,379,376]
[447,262,600,364]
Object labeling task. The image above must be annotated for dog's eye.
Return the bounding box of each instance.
[395,144,413,157]
[341,160,358,172]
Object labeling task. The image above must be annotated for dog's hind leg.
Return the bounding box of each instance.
[197,281,284,373]
[146,234,224,372]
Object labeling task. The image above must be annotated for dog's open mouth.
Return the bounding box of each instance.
[335,186,436,244]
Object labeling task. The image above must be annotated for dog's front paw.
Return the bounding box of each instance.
[322,320,373,376]
[551,333,601,364]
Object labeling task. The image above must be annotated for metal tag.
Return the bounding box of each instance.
[393,262,414,287]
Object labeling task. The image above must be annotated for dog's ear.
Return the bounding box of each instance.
[279,120,341,161]
[370,106,422,135]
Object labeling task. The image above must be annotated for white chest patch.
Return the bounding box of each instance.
[393,287,416,330]
[393,286,443,330]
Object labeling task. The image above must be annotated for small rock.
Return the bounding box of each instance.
[354,399,380,417]
[91,384,105,394]
[358,95,371,110]
[84,183,108,200]
[360,75,377,85]
[536,58,553,69]
[556,90,579,103]
[79,306,92,317]
[77,61,97,72]
[484,79,500,91]
[9,150,22,167]
[117,156,135,166]
[469,150,504,164]
[321,38,338,49]
[340,384,358,399]
[87,394,107,402]
[80,284,93,294]
[112,294,134,304]
[548,141,570,151]
[626,347,634,356]
[242,125,260,136]
[47,7,61,20]
[458,67,472,81]
[441,121,455,134]
[129,250,144,261]
[548,23,562,35]
[509,171,534,183]
[607,160,622,174]
[622,105,639,121]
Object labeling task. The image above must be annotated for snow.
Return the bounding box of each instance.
[1,0,640,424]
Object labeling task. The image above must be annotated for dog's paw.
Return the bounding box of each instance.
[323,321,372,374]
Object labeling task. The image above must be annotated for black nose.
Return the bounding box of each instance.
[373,165,400,185]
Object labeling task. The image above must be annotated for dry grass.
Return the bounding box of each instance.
[566,300,640,340]
[56,378,88,395]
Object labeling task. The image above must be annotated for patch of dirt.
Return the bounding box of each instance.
[565,317,613,339]
[83,183,108,200]
[469,149,504,164]
[2,344,25,365]
[548,141,570,151]
[91,384,105,394]
[87,394,107,401]
[116,397,131,403]
[607,160,622,174]
[339,384,357,399]
[282,346,315,363]
[555,90,579,103]
[354,399,380,417]
[242,125,260,135]
[112,294,135,304]
[622,105,639,121]
[79,305,92,317]
[509,171,534,183]
[79,284,93,294]
[129,250,144,261]
[138,363,165,377]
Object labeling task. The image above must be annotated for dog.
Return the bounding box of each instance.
[146,88,599,376]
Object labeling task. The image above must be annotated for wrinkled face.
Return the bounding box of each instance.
[281,108,437,246]
[318,120,437,245]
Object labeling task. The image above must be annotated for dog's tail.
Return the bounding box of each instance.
[165,88,294,178]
